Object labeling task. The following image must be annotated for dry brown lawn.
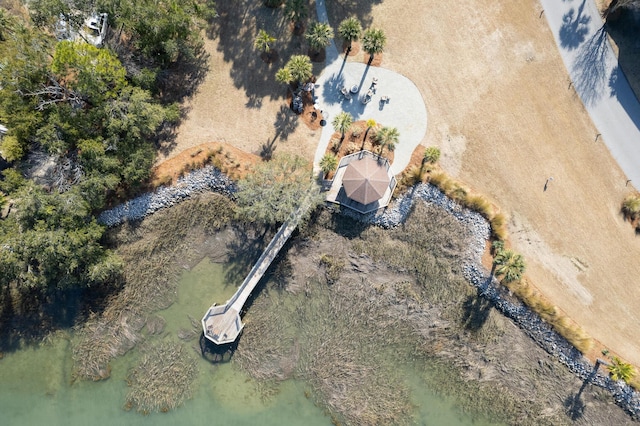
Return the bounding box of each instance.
[161,1,640,368]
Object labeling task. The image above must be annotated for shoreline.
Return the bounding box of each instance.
[98,167,640,420]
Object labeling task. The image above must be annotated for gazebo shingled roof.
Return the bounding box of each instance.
[342,156,390,205]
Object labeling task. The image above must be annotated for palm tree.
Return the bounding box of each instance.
[622,193,640,222]
[305,22,334,56]
[320,153,338,178]
[493,249,526,283]
[275,67,293,85]
[332,112,353,144]
[286,55,313,84]
[254,29,277,61]
[608,356,636,382]
[361,118,377,147]
[338,17,362,53]
[285,0,308,34]
[423,146,441,164]
[375,126,399,155]
[362,28,387,64]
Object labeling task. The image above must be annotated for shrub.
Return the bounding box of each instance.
[331,138,341,153]
[320,253,345,284]
[464,194,492,217]
[345,142,359,155]
[0,135,24,162]
[609,356,636,383]
[423,146,441,164]
[490,212,508,241]
[622,193,640,222]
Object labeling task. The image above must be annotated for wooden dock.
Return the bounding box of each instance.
[201,200,310,345]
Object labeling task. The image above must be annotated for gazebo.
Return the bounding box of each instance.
[342,156,390,205]
[325,151,397,214]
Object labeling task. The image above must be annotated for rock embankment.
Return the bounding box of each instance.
[98,166,236,227]
[100,172,640,419]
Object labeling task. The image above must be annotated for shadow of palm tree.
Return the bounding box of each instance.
[461,293,493,332]
[206,1,296,106]
[564,359,605,420]
[260,104,300,158]
[559,0,591,50]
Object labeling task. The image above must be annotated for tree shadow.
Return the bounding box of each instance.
[559,0,591,51]
[0,283,117,354]
[260,104,300,158]
[605,3,640,104]
[563,359,605,420]
[571,26,609,107]
[223,225,272,291]
[206,1,297,106]
[461,293,493,332]
[321,71,347,106]
[608,65,640,131]
[564,392,586,421]
[323,0,383,29]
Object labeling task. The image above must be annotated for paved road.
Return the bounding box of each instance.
[540,0,640,187]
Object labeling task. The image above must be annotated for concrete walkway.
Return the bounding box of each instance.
[540,0,640,187]
[313,0,428,176]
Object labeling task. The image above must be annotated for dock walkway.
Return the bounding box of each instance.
[201,196,312,345]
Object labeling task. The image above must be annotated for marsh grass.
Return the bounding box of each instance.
[124,340,198,414]
[235,206,552,424]
[353,203,471,305]
[72,193,235,381]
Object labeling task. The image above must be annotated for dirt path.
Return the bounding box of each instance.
[163,0,640,369]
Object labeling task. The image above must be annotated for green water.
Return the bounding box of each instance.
[0,258,501,425]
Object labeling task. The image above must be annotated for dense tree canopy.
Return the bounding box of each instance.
[0,3,188,295]
[235,154,323,226]
[0,185,122,290]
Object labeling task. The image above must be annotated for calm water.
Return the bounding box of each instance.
[0,258,501,425]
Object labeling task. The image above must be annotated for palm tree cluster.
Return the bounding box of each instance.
[275,55,313,86]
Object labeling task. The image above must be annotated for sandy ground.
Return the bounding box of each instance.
[162,1,640,368]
